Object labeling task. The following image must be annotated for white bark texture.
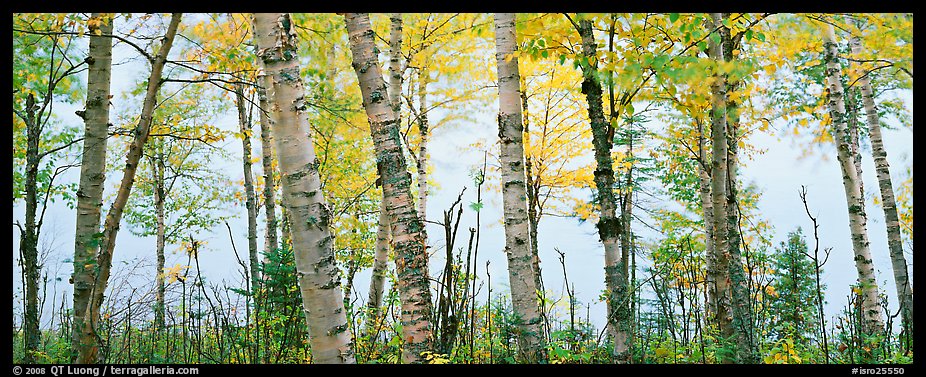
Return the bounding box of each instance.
[344,12,434,364]
[822,24,884,335]
[253,12,356,364]
[495,12,546,363]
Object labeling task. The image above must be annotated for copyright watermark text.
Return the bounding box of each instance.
[13,366,199,377]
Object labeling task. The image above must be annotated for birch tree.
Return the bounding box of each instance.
[849,34,913,339]
[70,12,112,362]
[252,12,356,364]
[820,22,884,337]
[494,12,546,363]
[366,12,403,338]
[344,12,435,364]
[76,13,182,363]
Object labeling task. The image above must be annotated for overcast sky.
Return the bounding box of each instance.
[12,14,913,334]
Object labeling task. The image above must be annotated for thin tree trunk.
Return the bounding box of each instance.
[417,65,430,227]
[696,119,716,321]
[252,12,356,364]
[719,17,758,363]
[258,74,279,259]
[573,16,629,363]
[366,12,403,340]
[850,36,912,337]
[522,78,544,310]
[344,12,434,364]
[153,152,166,332]
[821,24,884,336]
[706,13,734,364]
[71,12,112,362]
[20,93,40,364]
[366,199,391,336]
[494,13,546,363]
[79,14,181,363]
[236,83,261,289]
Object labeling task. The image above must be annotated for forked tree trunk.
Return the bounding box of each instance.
[71,12,113,362]
[366,12,403,339]
[821,24,884,336]
[850,36,912,336]
[252,12,356,364]
[344,12,434,364]
[78,14,181,363]
[573,17,629,363]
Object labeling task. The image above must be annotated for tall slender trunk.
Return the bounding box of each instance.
[494,13,546,363]
[20,93,41,364]
[719,17,758,363]
[573,17,629,363]
[252,13,356,364]
[696,119,716,321]
[153,152,166,332]
[417,65,430,226]
[821,24,884,336]
[71,12,112,362]
[366,199,391,336]
[706,13,734,363]
[366,12,403,339]
[79,14,181,363]
[344,12,433,364]
[850,36,912,337]
[521,77,545,315]
[236,83,261,289]
[258,74,279,259]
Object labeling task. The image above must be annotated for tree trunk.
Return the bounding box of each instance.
[366,199,391,336]
[574,17,629,363]
[71,12,112,362]
[366,12,403,339]
[850,36,912,336]
[522,78,545,310]
[153,152,167,332]
[417,66,430,228]
[78,14,181,364]
[696,119,716,321]
[821,24,884,336]
[258,74,279,259]
[706,13,734,363]
[344,12,434,364]
[494,13,547,363]
[20,93,41,364]
[252,12,356,364]
[719,16,758,363]
[236,83,261,290]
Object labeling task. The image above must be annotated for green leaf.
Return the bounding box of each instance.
[744,29,753,42]
[756,31,766,42]
[669,13,679,24]
[540,50,548,58]
[469,201,484,212]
